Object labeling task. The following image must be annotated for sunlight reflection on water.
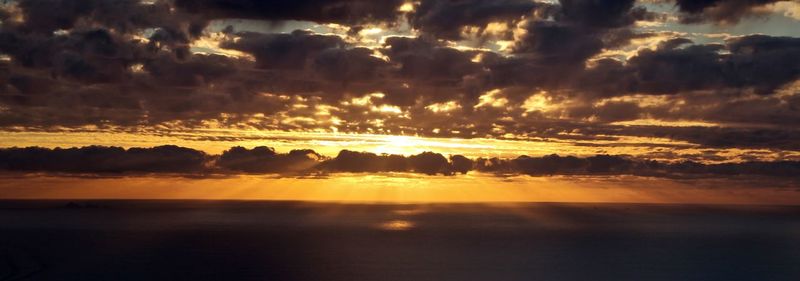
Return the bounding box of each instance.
[378,220,415,231]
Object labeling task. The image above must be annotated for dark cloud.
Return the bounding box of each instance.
[512,21,604,64]
[664,127,800,151]
[408,151,453,175]
[382,37,484,82]
[0,0,240,128]
[0,145,208,174]
[511,0,653,56]
[672,0,782,24]
[474,154,636,175]
[511,154,589,175]
[629,44,726,93]
[217,146,322,173]
[409,0,545,40]
[478,153,800,178]
[11,0,204,48]
[725,35,800,95]
[318,150,409,173]
[144,53,238,87]
[318,150,462,175]
[15,0,101,33]
[217,30,392,102]
[450,155,474,174]
[583,101,642,122]
[494,0,651,92]
[573,35,800,97]
[222,30,347,70]
[557,0,645,28]
[0,28,143,83]
[312,47,388,82]
[174,0,406,26]
[378,36,488,105]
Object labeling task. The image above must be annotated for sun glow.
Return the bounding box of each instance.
[2,129,798,162]
[374,135,427,155]
[369,135,491,155]
[2,174,797,205]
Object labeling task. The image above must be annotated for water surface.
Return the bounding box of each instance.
[1,200,799,281]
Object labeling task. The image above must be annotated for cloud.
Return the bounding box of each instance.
[512,21,604,64]
[672,0,783,24]
[217,146,322,173]
[603,35,800,95]
[379,36,487,106]
[318,150,407,173]
[0,145,208,174]
[725,35,800,94]
[0,28,141,83]
[475,154,635,175]
[408,0,545,40]
[0,146,798,179]
[313,47,388,82]
[408,151,453,175]
[317,150,463,175]
[144,53,238,87]
[492,0,653,92]
[216,30,394,103]
[477,153,800,178]
[174,0,406,26]
[450,155,474,174]
[557,0,646,28]
[221,30,347,70]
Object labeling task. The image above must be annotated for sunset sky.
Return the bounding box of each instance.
[0,0,799,203]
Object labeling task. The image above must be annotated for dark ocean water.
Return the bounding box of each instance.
[1,200,799,281]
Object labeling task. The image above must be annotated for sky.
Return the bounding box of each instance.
[0,0,799,203]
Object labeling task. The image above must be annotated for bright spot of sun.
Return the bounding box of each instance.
[377,135,421,154]
[368,134,496,156]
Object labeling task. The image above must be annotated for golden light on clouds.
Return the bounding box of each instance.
[359,27,384,36]
[190,33,255,59]
[371,104,404,115]
[476,89,509,108]
[398,2,415,13]
[344,92,385,106]
[764,1,800,20]
[609,119,721,128]
[522,92,555,113]
[3,129,798,163]
[425,101,461,113]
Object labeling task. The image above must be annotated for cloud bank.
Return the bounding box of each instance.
[1,145,797,180]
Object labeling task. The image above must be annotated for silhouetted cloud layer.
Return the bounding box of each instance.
[1,146,797,179]
[0,0,799,160]
[217,146,322,173]
[0,145,208,173]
